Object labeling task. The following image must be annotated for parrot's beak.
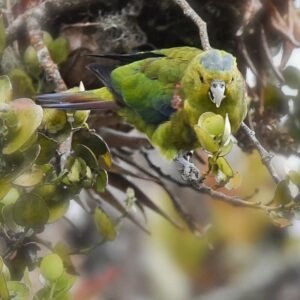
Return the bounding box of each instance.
[208,80,226,108]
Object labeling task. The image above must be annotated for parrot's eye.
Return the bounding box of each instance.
[199,75,205,83]
[231,77,234,83]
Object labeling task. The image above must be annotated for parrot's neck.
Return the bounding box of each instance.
[182,93,243,134]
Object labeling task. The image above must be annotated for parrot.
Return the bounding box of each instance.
[37,47,247,178]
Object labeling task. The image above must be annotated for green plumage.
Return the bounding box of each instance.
[38,47,248,159]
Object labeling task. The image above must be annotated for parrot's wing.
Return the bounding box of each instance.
[108,47,202,124]
[37,47,201,123]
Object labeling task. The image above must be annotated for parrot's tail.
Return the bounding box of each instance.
[36,87,119,110]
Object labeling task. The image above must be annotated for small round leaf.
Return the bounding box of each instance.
[93,207,116,241]
[13,194,49,228]
[40,254,64,282]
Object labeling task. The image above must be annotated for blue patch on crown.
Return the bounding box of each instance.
[200,50,234,71]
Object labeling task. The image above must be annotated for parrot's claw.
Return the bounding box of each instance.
[175,152,201,182]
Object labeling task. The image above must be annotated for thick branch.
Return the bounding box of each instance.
[172,0,211,50]
[240,122,281,183]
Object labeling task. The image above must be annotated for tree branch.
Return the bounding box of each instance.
[140,149,259,209]
[26,15,67,92]
[172,0,211,50]
[240,122,281,184]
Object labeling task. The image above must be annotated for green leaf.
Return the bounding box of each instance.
[54,271,76,294]
[1,109,19,133]
[3,99,43,155]
[42,109,67,134]
[288,171,300,187]
[53,243,76,275]
[95,170,108,193]
[24,46,41,79]
[93,207,117,241]
[0,257,10,281]
[0,180,11,200]
[74,144,99,170]
[283,65,300,89]
[73,110,90,128]
[219,140,233,157]
[0,75,12,104]
[43,32,53,47]
[47,200,70,223]
[36,287,73,300]
[271,180,293,206]
[36,133,58,164]
[34,184,57,202]
[40,253,64,282]
[102,151,112,168]
[216,157,234,178]
[1,188,19,206]
[7,281,30,300]
[67,158,81,183]
[13,167,44,187]
[2,204,22,232]
[48,37,70,65]
[194,125,219,153]
[72,129,110,159]
[9,69,35,98]
[0,257,9,300]
[13,194,49,228]
[199,112,225,136]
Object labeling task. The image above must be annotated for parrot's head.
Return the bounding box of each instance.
[186,50,238,108]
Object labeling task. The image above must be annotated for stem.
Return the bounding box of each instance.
[26,15,67,92]
[172,0,211,50]
[240,122,281,184]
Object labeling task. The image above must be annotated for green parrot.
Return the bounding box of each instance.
[37,47,247,177]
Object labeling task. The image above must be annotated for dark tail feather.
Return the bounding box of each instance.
[39,100,118,110]
[86,63,115,91]
[36,90,118,110]
[86,63,124,106]
[36,91,101,104]
[85,52,165,63]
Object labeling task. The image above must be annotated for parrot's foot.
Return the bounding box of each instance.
[175,152,201,182]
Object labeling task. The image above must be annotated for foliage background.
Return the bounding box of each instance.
[1,0,300,299]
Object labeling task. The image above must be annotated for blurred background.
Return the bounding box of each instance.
[2,0,300,299]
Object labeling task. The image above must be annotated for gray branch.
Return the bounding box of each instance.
[240,122,281,184]
[172,0,211,50]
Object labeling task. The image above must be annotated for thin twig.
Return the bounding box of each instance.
[141,149,257,208]
[261,26,284,83]
[240,122,281,183]
[172,0,211,50]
